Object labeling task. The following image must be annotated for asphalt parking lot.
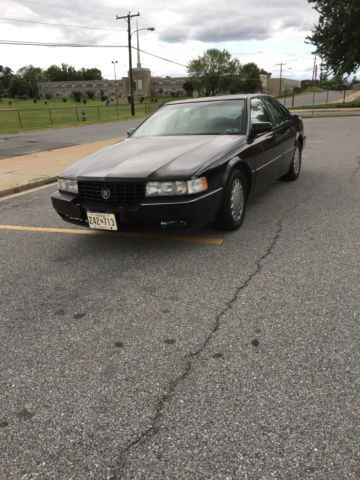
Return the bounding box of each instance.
[0,117,359,479]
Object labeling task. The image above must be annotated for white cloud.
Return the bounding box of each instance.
[0,0,320,80]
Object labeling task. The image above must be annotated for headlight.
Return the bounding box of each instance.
[145,177,208,197]
[58,177,78,194]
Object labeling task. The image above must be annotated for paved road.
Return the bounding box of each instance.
[0,117,360,479]
[1,92,358,160]
[279,90,353,108]
[0,118,143,160]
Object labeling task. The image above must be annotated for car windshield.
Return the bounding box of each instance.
[133,100,246,137]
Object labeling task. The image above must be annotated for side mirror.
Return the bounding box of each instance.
[127,128,136,137]
[251,122,272,136]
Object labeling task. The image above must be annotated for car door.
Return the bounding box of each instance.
[249,97,283,193]
[262,96,297,176]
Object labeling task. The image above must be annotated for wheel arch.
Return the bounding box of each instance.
[222,157,253,196]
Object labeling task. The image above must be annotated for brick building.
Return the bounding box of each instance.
[38,67,189,99]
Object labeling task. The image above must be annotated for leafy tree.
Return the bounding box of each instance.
[44,64,102,81]
[183,81,194,96]
[17,65,44,98]
[231,63,263,93]
[77,67,102,80]
[8,76,28,98]
[0,65,14,90]
[71,91,82,102]
[307,0,360,75]
[85,90,95,99]
[187,49,241,96]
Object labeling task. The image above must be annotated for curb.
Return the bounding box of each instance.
[0,176,57,199]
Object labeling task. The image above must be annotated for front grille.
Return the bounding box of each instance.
[78,181,145,206]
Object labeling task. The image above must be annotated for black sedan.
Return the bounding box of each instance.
[51,94,305,231]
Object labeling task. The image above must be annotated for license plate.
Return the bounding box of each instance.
[87,212,117,231]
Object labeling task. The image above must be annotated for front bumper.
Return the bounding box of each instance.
[51,188,223,228]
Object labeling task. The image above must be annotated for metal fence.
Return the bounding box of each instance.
[0,102,160,131]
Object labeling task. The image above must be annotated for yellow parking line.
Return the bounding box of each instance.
[0,224,223,245]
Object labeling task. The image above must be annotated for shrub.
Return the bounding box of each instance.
[62,98,67,103]
[72,91,82,103]
[33,99,37,103]
[83,99,87,104]
[45,93,52,100]
[140,96,144,103]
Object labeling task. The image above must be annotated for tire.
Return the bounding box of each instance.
[283,141,301,181]
[217,169,247,231]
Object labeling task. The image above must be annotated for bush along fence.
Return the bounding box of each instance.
[0,102,160,131]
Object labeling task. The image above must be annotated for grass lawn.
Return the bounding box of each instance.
[0,96,182,134]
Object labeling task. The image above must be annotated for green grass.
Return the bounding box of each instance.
[0,96,188,134]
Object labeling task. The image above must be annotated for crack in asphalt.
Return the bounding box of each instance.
[350,156,360,178]
[111,194,312,479]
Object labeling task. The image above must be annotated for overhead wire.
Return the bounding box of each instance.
[0,16,127,32]
[0,39,188,67]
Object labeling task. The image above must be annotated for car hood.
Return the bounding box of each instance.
[60,135,247,181]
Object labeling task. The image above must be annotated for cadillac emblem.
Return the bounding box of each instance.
[100,187,111,200]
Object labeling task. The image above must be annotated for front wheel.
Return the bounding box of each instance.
[217,169,247,231]
[283,142,301,181]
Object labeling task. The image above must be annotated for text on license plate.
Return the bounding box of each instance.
[86,212,117,231]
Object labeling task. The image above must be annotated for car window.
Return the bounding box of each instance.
[250,98,272,124]
[262,97,288,125]
[133,100,246,136]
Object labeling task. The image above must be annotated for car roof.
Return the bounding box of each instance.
[164,94,265,106]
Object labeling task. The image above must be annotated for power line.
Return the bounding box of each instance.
[0,39,188,67]
[138,48,187,68]
[0,16,126,32]
[0,40,127,47]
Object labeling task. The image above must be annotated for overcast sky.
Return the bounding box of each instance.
[1,0,321,80]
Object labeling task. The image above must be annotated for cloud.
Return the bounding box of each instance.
[1,0,319,79]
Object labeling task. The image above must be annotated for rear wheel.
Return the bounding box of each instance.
[217,169,247,230]
[283,141,301,181]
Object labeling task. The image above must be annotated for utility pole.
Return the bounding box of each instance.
[276,62,286,97]
[116,11,140,116]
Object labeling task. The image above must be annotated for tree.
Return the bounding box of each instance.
[0,66,14,100]
[85,90,95,99]
[77,68,102,80]
[8,76,28,98]
[17,65,44,98]
[71,91,82,102]
[187,49,241,96]
[0,65,14,92]
[233,63,263,93]
[44,64,102,81]
[307,0,360,75]
[183,81,194,96]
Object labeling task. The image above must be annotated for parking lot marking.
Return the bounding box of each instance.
[0,224,223,245]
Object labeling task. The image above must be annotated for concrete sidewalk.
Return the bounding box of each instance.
[0,136,125,198]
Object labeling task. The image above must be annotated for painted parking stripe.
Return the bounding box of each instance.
[0,224,223,245]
